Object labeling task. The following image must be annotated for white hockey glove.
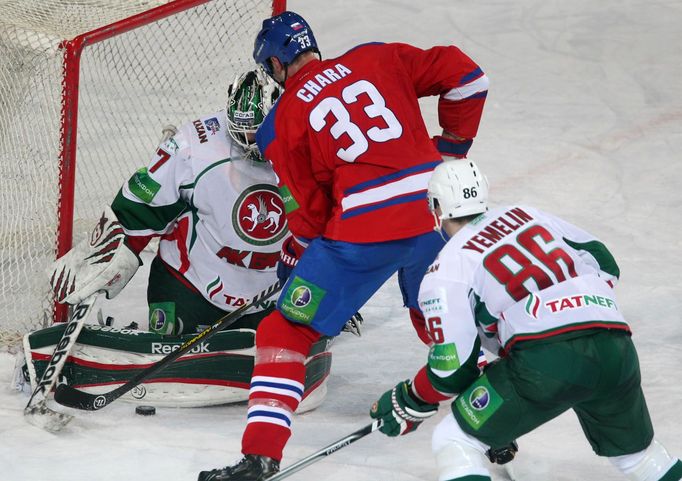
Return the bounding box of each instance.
[49,207,141,304]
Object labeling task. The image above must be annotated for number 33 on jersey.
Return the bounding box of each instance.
[256,42,489,243]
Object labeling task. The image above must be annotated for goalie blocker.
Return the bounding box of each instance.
[22,324,332,411]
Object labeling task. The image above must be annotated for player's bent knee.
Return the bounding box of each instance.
[609,439,682,481]
[255,310,320,353]
[432,414,492,481]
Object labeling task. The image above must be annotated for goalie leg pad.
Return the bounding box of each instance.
[23,322,330,409]
[432,413,493,481]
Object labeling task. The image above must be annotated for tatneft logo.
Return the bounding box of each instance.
[151,342,210,354]
[291,286,312,307]
[545,294,617,313]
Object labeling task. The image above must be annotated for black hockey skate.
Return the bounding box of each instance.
[198,455,280,481]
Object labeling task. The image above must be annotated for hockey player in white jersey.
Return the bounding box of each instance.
[23,68,334,410]
[369,160,682,481]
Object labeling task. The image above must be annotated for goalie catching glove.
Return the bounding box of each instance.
[370,380,438,436]
[49,207,141,304]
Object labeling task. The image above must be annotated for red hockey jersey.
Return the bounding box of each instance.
[256,42,488,243]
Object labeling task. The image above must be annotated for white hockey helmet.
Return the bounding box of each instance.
[428,160,489,220]
[226,66,281,160]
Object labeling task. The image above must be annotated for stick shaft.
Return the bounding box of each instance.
[265,420,382,481]
[25,293,100,410]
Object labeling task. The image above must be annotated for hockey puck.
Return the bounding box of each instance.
[135,405,156,416]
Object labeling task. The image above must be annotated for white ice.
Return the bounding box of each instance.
[2,0,681,480]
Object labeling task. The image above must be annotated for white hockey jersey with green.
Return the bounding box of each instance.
[418,205,629,371]
[112,111,287,314]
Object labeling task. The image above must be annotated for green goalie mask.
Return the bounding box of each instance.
[226,67,281,161]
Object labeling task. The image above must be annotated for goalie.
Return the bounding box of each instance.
[22,68,333,410]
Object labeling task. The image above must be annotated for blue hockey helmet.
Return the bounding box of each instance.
[253,11,319,77]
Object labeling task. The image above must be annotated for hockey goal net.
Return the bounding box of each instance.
[0,0,285,348]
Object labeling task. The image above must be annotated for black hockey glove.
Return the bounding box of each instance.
[486,440,518,465]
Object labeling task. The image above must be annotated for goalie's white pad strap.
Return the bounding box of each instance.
[49,207,140,304]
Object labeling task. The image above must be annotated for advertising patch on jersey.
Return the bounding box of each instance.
[204,117,221,135]
[148,302,176,335]
[192,119,208,143]
[279,185,300,214]
[128,168,161,204]
[419,288,448,316]
[232,184,288,246]
[428,343,460,371]
[544,293,617,313]
[456,375,503,431]
[280,276,326,324]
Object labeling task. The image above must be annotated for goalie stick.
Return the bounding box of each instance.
[265,420,383,481]
[24,293,101,432]
[53,281,282,411]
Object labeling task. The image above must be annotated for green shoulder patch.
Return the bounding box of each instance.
[128,168,161,203]
[455,374,504,431]
[428,343,460,371]
[280,276,326,324]
[279,185,300,214]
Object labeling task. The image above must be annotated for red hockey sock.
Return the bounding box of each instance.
[241,310,320,461]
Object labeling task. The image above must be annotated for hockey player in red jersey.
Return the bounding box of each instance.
[198,10,489,481]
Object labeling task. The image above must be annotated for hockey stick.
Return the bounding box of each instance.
[53,281,281,411]
[24,293,101,432]
[265,420,383,481]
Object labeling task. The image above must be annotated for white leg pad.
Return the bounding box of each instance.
[296,377,328,414]
[609,439,679,481]
[432,414,492,481]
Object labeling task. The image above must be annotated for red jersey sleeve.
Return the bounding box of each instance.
[393,43,489,140]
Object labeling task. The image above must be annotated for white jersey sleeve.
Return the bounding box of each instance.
[416,256,484,397]
[114,123,195,240]
[529,207,620,286]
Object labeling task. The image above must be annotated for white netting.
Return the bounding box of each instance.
[0,0,276,348]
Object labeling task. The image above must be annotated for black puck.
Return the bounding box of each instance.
[135,405,156,416]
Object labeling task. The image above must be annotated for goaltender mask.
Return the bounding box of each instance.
[21,68,335,411]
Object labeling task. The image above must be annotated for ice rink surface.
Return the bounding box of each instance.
[1,0,681,479]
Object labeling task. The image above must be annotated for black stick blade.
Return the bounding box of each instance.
[54,384,112,410]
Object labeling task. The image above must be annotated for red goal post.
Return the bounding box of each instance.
[0,0,286,348]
